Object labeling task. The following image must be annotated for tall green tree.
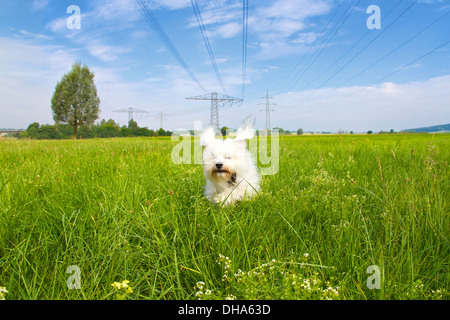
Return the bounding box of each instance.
[51,62,100,139]
[98,119,120,138]
[26,122,40,139]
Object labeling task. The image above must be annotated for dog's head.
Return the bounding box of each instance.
[200,115,256,183]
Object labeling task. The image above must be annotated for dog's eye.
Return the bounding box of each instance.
[225,156,232,160]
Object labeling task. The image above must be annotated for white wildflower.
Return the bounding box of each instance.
[196,281,205,290]
[0,287,8,300]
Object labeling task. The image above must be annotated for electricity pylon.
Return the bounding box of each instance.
[186,92,243,129]
[258,90,276,131]
[155,112,168,130]
[113,107,149,123]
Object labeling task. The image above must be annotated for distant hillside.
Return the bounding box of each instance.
[401,123,450,133]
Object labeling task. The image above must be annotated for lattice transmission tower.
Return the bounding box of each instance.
[186,92,242,129]
[113,107,149,123]
[154,112,168,130]
[258,90,276,132]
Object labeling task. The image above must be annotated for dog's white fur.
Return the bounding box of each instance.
[200,116,260,206]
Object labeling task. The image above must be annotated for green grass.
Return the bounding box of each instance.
[0,134,448,300]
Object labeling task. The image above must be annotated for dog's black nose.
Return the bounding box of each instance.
[215,162,223,169]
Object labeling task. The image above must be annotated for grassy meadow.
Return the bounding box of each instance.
[0,133,448,300]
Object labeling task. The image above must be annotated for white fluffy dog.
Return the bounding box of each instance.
[200,116,260,206]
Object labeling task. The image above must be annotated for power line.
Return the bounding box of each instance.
[298,0,403,92]
[168,104,211,117]
[284,39,450,117]
[297,0,401,93]
[133,0,208,93]
[370,39,450,87]
[191,0,226,93]
[334,9,450,89]
[114,107,149,123]
[273,0,346,94]
[283,0,363,93]
[299,0,418,101]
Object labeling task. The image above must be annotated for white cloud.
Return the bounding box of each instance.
[152,0,192,10]
[130,30,150,39]
[32,0,49,11]
[209,22,241,38]
[48,1,138,31]
[45,0,140,62]
[270,75,450,132]
[248,0,331,60]
[45,16,68,34]
[253,0,331,38]
[90,0,141,24]
[45,14,133,62]
[86,41,132,62]
[185,0,332,60]
[256,0,331,20]
[186,1,242,27]
[255,39,312,60]
[189,0,331,37]
[0,37,77,128]
[15,29,52,40]
[0,37,152,128]
[290,32,323,45]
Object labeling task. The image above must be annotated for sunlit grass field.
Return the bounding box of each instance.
[0,134,448,300]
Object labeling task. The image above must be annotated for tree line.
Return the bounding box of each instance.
[14,62,171,140]
[18,119,172,140]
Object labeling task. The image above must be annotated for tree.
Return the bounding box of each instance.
[120,125,132,137]
[51,62,100,139]
[38,124,57,139]
[77,125,95,139]
[26,122,40,139]
[297,128,304,135]
[274,127,285,134]
[128,119,139,136]
[55,123,73,139]
[158,128,166,136]
[98,119,120,138]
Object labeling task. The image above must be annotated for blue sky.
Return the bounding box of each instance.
[0,0,449,132]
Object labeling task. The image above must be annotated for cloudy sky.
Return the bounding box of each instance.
[0,0,449,132]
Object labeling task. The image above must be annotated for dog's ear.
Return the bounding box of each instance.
[235,115,255,142]
[200,126,219,146]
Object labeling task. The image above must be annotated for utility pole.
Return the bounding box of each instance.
[259,90,276,132]
[113,107,149,124]
[155,112,168,130]
[186,92,242,129]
